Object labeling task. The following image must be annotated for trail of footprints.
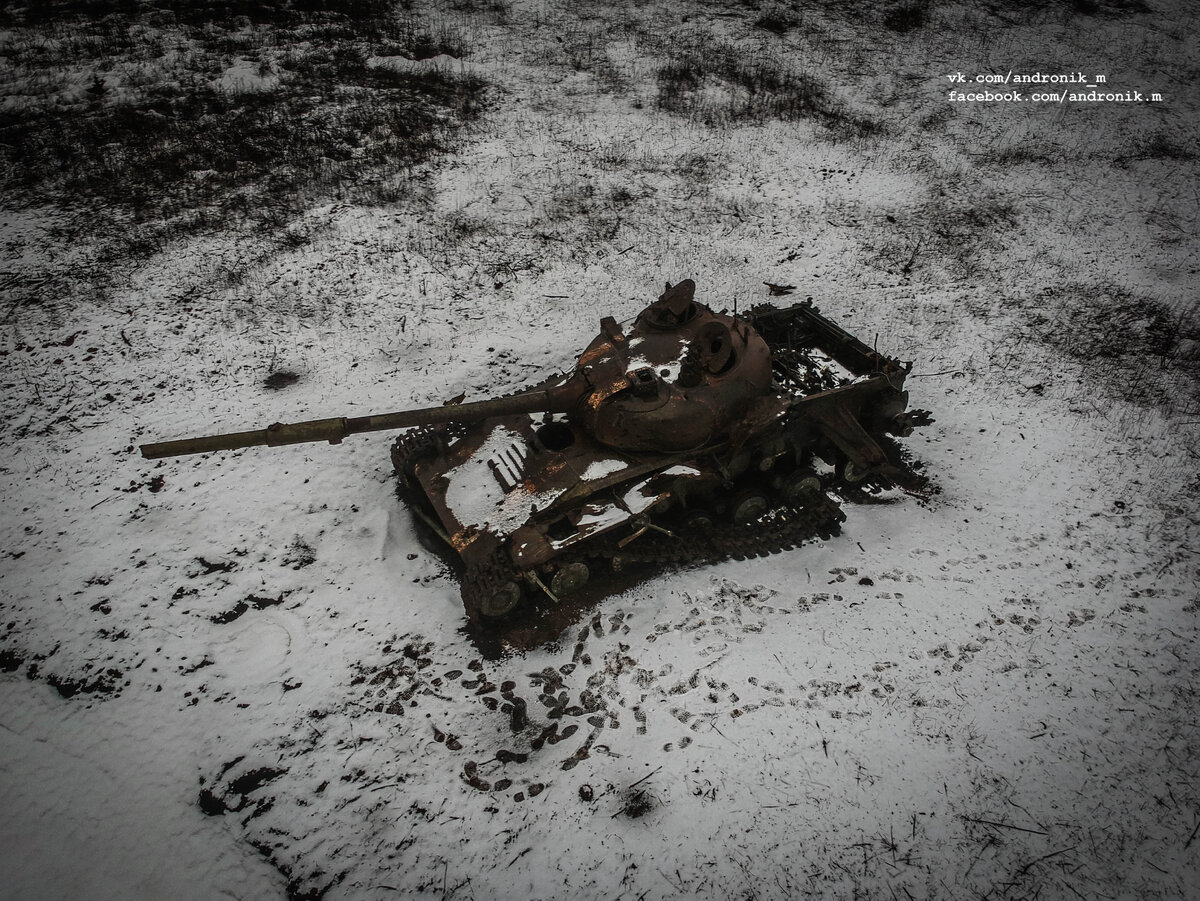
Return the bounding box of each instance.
[360,530,1166,802]
[352,561,1117,807]
[347,579,923,805]
[349,610,739,804]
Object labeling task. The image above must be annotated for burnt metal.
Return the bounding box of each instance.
[140,278,932,625]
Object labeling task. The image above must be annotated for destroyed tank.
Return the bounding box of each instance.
[141,279,931,623]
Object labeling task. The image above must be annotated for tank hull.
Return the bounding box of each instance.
[392,297,931,622]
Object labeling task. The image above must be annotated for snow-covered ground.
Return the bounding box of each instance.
[2,1,1198,899]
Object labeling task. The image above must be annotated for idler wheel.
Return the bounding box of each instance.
[682,509,715,531]
[392,431,442,494]
[481,581,522,618]
[550,562,590,597]
[731,490,770,525]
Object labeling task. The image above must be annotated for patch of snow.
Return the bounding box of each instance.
[367,54,474,76]
[443,424,563,534]
[550,501,627,548]
[810,350,857,384]
[210,59,279,93]
[580,458,626,480]
[660,464,701,477]
[549,476,667,549]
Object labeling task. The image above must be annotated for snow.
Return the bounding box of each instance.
[580,458,626,480]
[2,1,1199,900]
[810,350,857,384]
[625,333,689,384]
[367,54,475,77]
[211,59,280,94]
[443,423,565,534]
[550,477,668,550]
[660,465,700,477]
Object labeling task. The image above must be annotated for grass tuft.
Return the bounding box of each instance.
[1069,0,1152,15]
[1026,288,1200,410]
[1114,130,1198,167]
[883,2,928,32]
[654,37,875,136]
[753,10,801,34]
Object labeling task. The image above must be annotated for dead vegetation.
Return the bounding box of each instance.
[0,0,489,242]
[1026,287,1200,411]
[653,35,876,136]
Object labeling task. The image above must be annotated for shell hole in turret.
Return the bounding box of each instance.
[536,420,575,452]
[697,321,735,374]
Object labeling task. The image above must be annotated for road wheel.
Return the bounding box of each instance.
[731,490,769,525]
[480,581,522,618]
[550,562,590,597]
[781,469,822,504]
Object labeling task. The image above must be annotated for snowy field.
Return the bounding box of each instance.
[2,1,1198,899]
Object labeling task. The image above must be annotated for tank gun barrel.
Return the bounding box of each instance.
[139,384,579,460]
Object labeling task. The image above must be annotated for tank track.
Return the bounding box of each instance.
[457,486,846,622]
[391,423,465,499]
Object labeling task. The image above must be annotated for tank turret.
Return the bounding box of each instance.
[140,280,775,460]
[140,278,931,625]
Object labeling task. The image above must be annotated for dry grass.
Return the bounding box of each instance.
[0,0,489,242]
